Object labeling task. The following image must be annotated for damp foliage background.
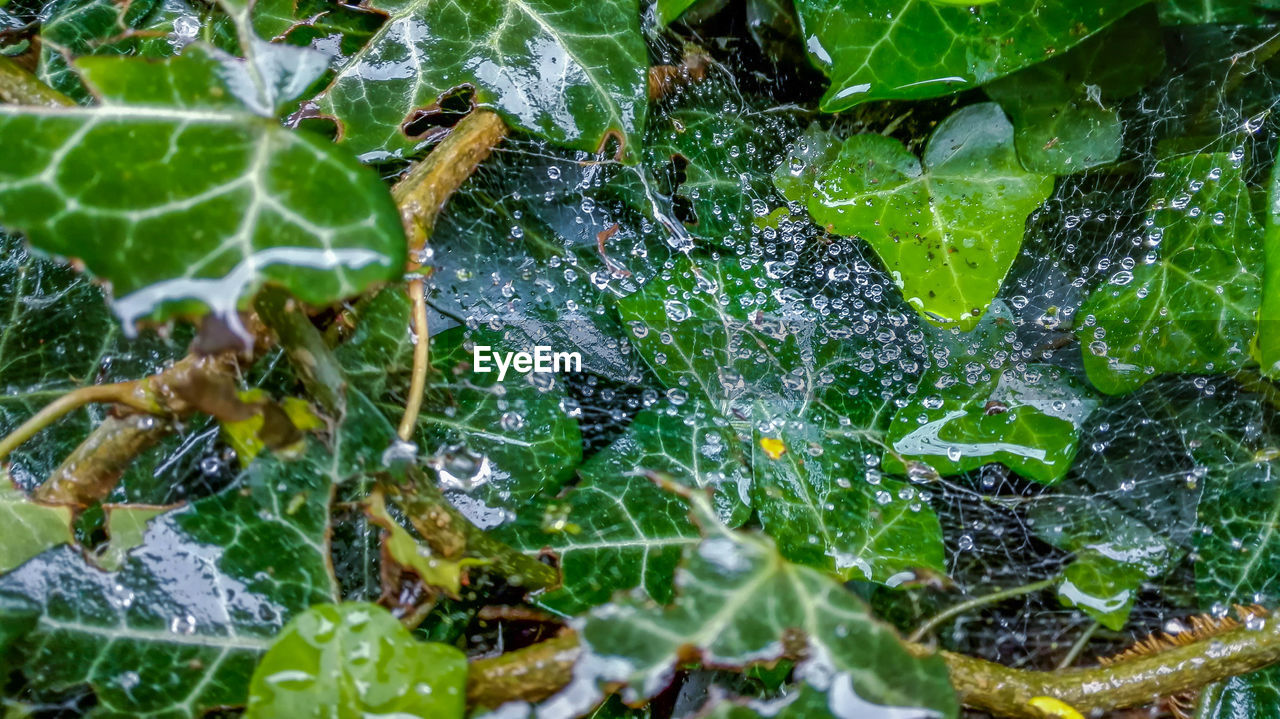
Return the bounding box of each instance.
[3,0,1280,718]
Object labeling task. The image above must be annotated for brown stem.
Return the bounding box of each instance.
[467,631,581,711]
[462,617,1280,718]
[384,471,558,592]
[392,108,508,439]
[0,55,74,107]
[36,414,171,506]
[0,383,161,463]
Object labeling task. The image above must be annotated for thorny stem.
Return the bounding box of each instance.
[0,55,73,107]
[463,616,1280,719]
[0,383,162,464]
[907,576,1060,642]
[392,108,509,440]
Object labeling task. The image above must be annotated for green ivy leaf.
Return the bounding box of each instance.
[883,365,1094,485]
[0,235,186,484]
[577,492,959,718]
[1260,151,1280,378]
[646,85,797,243]
[779,103,1053,330]
[1198,669,1280,719]
[1196,457,1280,605]
[0,45,404,328]
[245,602,466,719]
[984,7,1164,174]
[1030,498,1179,630]
[752,399,946,582]
[499,410,715,614]
[0,473,72,574]
[0,439,341,716]
[792,0,1148,111]
[310,0,648,162]
[656,0,699,25]
[251,0,385,59]
[38,0,213,102]
[1078,151,1262,395]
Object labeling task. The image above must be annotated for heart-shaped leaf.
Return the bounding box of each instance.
[778,104,1054,330]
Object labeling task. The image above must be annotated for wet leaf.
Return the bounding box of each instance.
[93,505,168,572]
[1030,498,1179,630]
[310,0,648,162]
[1198,668,1280,719]
[245,602,466,719]
[779,103,1054,330]
[793,0,1148,111]
[0,440,340,716]
[576,492,959,718]
[0,45,404,328]
[38,0,213,102]
[0,235,186,485]
[1260,153,1280,378]
[499,420,705,613]
[0,473,72,575]
[883,365,1094,485]
[752,400,946,583]
[984,7,1164,174]
[1078,151,1262,395]
[336,290,583,520]
[646,85,796,243]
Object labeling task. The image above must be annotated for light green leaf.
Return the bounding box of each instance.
[883,365,1094,485]
[0,46,404,328]
[245,602,466,719]
[94,504,168,572]
[779,103,1053,330]
[0,473,72,575]
[656,0,699,24]
[793,0,1148,111]
[577,493,959,718]
[310,0,648,162]
[1078,150,1262,395]
[984,7,1164,174]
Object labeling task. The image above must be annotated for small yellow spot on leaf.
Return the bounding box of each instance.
[760,437,786,460]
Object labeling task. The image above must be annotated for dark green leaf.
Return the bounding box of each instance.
[0,439,341,717]
[576,493,959,718]
[310,0,648,162]
[0,47,405,328]
[777,103,1054,330]
[792,0,1148,111]
[1198,669,1280,719]
[245,602,466,719]
[984,7,1164,174]
[1078,150,1262,395]
[883,364,1094,485]
[752,399,946,582]
[1158,0,1278,25]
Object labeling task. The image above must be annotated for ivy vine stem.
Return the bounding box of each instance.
[0,382,161,464]
[392,108,509,440]
[907,575,1060,642]
[463,617,1280,719]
